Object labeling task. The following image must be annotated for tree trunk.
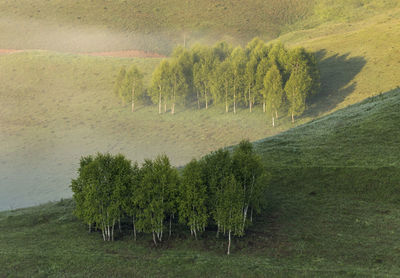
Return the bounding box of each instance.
[133,216,137,241]
[131,87,135,112]
[152,231,157,246]
[193,228,197,240]
[164,102,167,113]
[88,223,91,233]
[205,89,208,109]
[249,87,252,112]
[172,90,176,114]
[233,88,236,114]
[292,112,294,123]
[272,115,275,127]
[275,110,278,120]
[112,221,115,242]
[263,102,266,113]
[158,89,162,114]
[243,205,248,231]
[196,90,200,109]
[169,215,172,238]
[250,208,253,222]
[216,223,220,238]
[118,217,121,232]
[225,87,228,112]
[227,230,231,255]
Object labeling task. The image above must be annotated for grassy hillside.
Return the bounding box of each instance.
[0,51,293,210]
[1,89,399,277]
[279,7,400,114]
[256,87,400,199]
[1,1,400,210]
[1,4,400,209]
[0,0,398,53]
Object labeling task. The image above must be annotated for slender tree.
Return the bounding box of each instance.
[285,65,313,123]
[120,65,144,112]
[169,60,188,114]
[211,59,233,112]
[113,66,127,97]
[215,174,244,255]
[179,159,208,239]
[230,47,246,114]
[71,153,133,241]
[135,155,178,245]
[232,140,265,229]
[193,47,217,109]
[125,162,142,241]
[263,64,284,127]
[151,60,171,114]
[256,57,270,113]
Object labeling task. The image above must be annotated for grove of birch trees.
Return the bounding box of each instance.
[70,140,267,255]
[114,38,319,124]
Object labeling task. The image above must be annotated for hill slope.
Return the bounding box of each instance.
[0,0,398,53]
[1,2,400,210]
[1,89,399,277]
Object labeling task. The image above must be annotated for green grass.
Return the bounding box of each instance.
[0,0,398,53]
[1,51,298,210]
[1,0,400,276]
[1,89,400,277]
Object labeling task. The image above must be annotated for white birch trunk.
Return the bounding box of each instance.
[132,216,137,241]
[227,230,231,255]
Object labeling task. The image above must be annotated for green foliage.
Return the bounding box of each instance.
[263,63,284,125]
[135,155,179,244]
[113,66,127,97]
[118,65,144,111]
[285,65,313,122]
[70,140,268,253]
[144,39,319,120]
[70,153,133,241]
[179,159,208,238]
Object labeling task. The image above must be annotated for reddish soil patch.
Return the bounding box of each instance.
[0,49,165,58]
[0,49,24,55]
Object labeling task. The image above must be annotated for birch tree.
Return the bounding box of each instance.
[230,47,246,114]
[211,59,233,112]
[263,63,284,127]
[256,57,270,113]
[71,153,133,241]
[113,66,126,96]
[151,60,171,114]
[232,140,265,229]
[135,155,178,245]
[215,174,244,255]
[285,65,313,123]
[125,162,141,241]
[120,65,144,112]
[201,149,232,237]
[179,159,208,239]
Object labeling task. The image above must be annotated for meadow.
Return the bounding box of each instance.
[1,4,400,208]
[1,89,399,277]
[1,0,400,275]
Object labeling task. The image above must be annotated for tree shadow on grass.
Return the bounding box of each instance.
[305,49,366,117]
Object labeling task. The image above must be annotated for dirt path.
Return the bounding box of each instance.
[0,49,165,58]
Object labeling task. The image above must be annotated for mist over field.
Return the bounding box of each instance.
[0,16,177,53]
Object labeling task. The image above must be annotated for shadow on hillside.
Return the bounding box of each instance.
[306,49,366,117]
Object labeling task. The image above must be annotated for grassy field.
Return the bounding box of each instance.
[1,88,399,277]
[1,3,400,209]
[0,51,297,210]
[0,0,398,53]
[2,0,400,275]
